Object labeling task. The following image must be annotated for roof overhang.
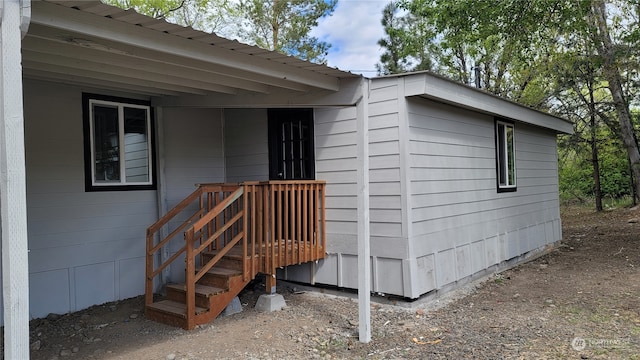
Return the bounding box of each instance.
[24,1,359,101]
[396,72,573,134]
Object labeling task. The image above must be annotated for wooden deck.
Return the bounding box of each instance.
[144,181,326,329]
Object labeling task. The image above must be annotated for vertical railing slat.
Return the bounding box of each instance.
[250,185,257,277]
[284,184,289,266]
[296,184,302,264]
[257,186,264,273]
[302,184,308,263]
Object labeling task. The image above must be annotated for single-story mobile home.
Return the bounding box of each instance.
[1,0,572,334]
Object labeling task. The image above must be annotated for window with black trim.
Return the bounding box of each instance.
[495,120,516,192]
[83,94,155,191]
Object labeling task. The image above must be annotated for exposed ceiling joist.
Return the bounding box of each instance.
[31,1,340,92]
[22,50,238,95]
[23,35,272,94]
[22,60,211,95]
[25,24,312,94]
[23,69,183,97]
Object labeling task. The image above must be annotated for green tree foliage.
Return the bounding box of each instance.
[378,0,561,106]
[381,0,640,208]
[235,0,337,63]
[103,0,237,35]
[376,2,433,74]
[559,129,631,201]
[376,2,409,75]
[103,0,186,19]
[103,0,333,63]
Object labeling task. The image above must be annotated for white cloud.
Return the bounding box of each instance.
[312,0,388,76]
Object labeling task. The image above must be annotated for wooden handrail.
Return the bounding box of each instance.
[145,180,327,328]
[183,186,245,322]
[148,208,204,255]
[147,186,204,235]
[193,210,243,255]
[147,244,186,280]
[243,180,327,186]
[191,188,243,230]
[145,184,243,308]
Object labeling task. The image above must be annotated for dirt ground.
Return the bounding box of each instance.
[19,205,640,359]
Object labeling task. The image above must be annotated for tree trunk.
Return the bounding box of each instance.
[271,0,279,51]
[589,88,603,211]
[586,64,602,211]
[456,46,469,85]
[591,0,640,204]
[628,156,638,206]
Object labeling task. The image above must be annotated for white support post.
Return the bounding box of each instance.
[0,1,31,359]
[154,107,171,286]
[356,79,371,343]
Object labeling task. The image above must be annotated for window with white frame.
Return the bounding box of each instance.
[496,120,516,191]
[83,94,155,191]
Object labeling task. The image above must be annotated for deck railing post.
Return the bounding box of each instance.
[185,227,196,330]
[320,183,326,254]
[242,185,248,282]
[145,230,154,307]
[267,184,282,274]
[207,191,213,251]
[251,184,257,276]
[284,184,289,266]
[256,185,263,273]
[216,191,221,246]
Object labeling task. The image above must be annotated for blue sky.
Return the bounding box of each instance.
[311,0,388,76]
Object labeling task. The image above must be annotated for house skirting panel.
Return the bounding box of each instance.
[278,253,405,296]
[27,256,146,319]
[280,218,561,299]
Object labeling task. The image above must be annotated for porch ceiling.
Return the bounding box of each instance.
[23,1,359,98]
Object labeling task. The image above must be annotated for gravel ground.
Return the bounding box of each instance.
[18,205,640,359]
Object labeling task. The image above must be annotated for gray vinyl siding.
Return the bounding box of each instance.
[23,79,157,319]
[288,100,409,295]
[162,107,225,283]
[368,78,403,239]
[314,107,358,240]
[291,107,360,287]
[162,107,225,203]
[366,79,410,295]
[407,97,561,295]
[224,109,269,183]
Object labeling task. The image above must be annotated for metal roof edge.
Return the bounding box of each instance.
[42,0,360,80]
[379,71,573,134]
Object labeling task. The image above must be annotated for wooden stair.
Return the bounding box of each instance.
[145,248,252,329]
[145,182,327,330]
